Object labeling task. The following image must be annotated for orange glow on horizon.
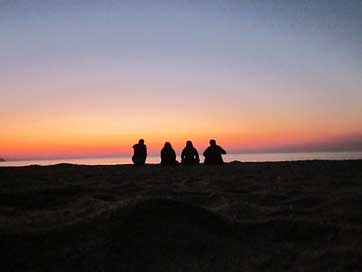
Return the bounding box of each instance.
[1,95,361,160]
[2,127,361,160]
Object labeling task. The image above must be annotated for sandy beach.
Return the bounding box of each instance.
[1,160,362,271]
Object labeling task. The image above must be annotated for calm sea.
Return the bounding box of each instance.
[1,151,362,167]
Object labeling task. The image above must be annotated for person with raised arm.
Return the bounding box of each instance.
[203,139,226,165]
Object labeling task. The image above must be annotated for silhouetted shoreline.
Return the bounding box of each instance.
[0,158,5,162]
[1,160,362,271]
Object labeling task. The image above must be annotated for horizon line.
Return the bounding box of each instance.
[3,148,362,162]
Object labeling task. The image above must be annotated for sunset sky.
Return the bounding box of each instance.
[1,0,362,160]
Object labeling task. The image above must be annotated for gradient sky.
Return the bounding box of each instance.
[1,0,362,159]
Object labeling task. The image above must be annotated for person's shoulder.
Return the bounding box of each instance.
[203,146,210,153]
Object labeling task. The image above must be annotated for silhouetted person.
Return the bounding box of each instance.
[161,142,178,166]
[132,139,147,166]
[181,140,200,165]
[203,139,226,165]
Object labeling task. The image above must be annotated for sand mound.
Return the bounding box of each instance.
[3,198,241,272]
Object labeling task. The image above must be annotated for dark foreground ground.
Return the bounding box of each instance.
[0,160,362,271]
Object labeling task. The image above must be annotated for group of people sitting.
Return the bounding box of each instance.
[132,139,226,166]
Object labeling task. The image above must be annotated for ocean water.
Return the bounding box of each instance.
[1,151,362,167]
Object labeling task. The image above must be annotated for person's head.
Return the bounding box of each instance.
[209,139,216,146]
[186,140,193,148]
[139,139,144,144]
[164,142,172,149]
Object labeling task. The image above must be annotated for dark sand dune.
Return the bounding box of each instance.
[1,160,362,271]
[2,199,241,272]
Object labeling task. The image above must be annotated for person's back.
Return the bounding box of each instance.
[203,139,226,165]
[181,141,200,165]
[132,139,147,166]
[161,142,178,166]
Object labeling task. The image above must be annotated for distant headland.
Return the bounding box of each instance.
[0,158,6,162]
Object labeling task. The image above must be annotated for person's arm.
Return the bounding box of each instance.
[219,146,226,154]
[194,149,200,162]
[181,149,186,160]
